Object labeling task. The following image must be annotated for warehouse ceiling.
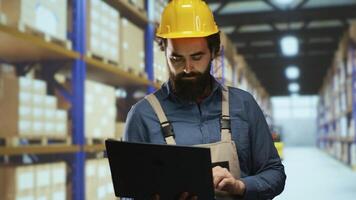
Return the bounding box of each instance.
[206,0,356,96]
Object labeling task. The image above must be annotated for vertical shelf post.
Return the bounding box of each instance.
[145,0,155,94]
[351,44,356,144]
[71,0,86,200]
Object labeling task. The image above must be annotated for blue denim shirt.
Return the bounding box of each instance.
[124,79,286,200]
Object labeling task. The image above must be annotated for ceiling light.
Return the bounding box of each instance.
[288,83,300,93]
[285,66,300,80]
[280,36,299,56]
[273,0,295,5]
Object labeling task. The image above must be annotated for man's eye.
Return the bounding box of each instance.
[191,55,202,61]
[170,56,183,63]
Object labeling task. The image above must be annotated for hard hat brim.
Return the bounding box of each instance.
[156,30,219,39]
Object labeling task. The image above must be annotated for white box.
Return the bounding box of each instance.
[51,185,66,200]
[19,92,33,107]
[32,94,45,108]
[51,162,66,186]
[35,164,51,188]
[19,106,32,121]
[18,120,33,136]
[44,122,56,135]
[32,80,46,95]
[55,122,67,136]
[44,109,57,122]
[32,108,44,121]
[32,121,44,136]
[44,96,57,109]
[19,77,33,93]
[1,0,68,41]
[55,110,67,122]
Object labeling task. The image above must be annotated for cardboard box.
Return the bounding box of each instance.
[86,159,98,200]
[51,185,66,200]
[19,77,32,93]
[35,188,51,200]
[120,18,145,74]
[35,164,51,188]
[85,80,116,139]
[0,74,21,137]
[44,96,57,110]
[32,80,46,95]
[154,42,168,82]
[0,165,35,197]
[351,144,356,169]
[130,0,145,11]
[0,0,67,40]
[51,162,66,186]
[87,0,120,62]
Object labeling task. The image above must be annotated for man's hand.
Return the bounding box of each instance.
[212,166,246,196]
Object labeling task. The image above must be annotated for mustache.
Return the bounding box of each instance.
[176,71,203,79]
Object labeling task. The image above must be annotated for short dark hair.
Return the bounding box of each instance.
[156,32,221,58]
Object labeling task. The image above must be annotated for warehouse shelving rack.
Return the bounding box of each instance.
[317,34,356,169]
[0,1,157,200]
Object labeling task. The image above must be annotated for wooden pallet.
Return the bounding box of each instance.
[87,51,119,66]
[127,0,146,13]
[0,136,72,147]
[86,138,106,145]
[126,67,148,78]
[0,17,73,50]
[17,22,72,50]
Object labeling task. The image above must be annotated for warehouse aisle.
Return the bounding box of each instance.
[275,147,356,200]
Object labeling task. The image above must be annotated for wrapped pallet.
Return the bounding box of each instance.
[85,80,116,139]
[0,69,67,139]
[87,0,120,63]
[0,0,67,41]
[86,159,115,200]
[120,17,145,75]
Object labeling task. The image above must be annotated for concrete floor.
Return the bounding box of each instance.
[275,147,356,200]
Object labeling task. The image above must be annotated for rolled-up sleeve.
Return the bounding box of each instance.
[241,95,286,200]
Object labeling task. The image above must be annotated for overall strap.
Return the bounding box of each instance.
[221,86,232,142]
[145,94,176,145]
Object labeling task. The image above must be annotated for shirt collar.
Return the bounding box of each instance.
[159,76,226,101]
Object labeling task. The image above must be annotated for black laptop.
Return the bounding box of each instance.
[105,139,215,200]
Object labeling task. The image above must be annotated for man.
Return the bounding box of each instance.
[124,0,286,199]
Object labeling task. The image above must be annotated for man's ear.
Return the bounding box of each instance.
[211,49,216,61]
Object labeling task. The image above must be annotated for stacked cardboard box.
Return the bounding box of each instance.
[154,42,168,83]
[85,80,116,139]
[0,68,67,138]
[87,0,120,63]
[86,159,115,200]
[0,0,67,41]
[120,18,145,75]
[129,0,145,11]
[351,143,356,170]
[0,162,66,200]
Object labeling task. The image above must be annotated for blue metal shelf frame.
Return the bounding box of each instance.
[145,0,155,94]
[71,0,87,200]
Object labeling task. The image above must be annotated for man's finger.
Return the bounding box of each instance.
[217,177,230,190]
[151,194,160,200]
[178,192,189,200]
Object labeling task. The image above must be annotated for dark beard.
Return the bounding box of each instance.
[169,64,212,103]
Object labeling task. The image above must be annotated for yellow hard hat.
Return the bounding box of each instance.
[156,0,219,39]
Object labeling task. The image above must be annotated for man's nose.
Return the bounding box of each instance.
[183,59,193,73]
